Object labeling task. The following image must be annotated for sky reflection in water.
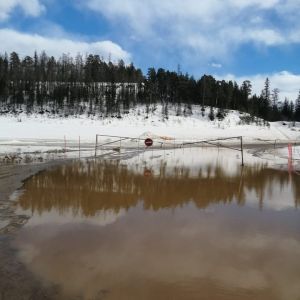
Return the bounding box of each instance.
[12,148,300,300]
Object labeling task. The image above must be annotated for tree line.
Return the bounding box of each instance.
[0,51,299,122]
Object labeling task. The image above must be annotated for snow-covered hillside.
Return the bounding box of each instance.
[1,105,299,143]
[0,105,300,164]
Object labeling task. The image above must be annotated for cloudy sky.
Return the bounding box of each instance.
[1,0,300,100]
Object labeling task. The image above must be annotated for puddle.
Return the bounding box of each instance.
[10,148,300,300]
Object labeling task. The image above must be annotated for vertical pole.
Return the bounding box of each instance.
[288,143,293,175]
[237,166,244,202]
[95,135,98,157]
[137,139,140,162]
[240,136,244,166]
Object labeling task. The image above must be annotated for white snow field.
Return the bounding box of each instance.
[0,105,299,159]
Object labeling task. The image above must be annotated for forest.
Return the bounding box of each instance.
[0,51,300,122]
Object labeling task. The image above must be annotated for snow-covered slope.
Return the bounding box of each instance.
[0,105,299,142]
[0,105,299,159]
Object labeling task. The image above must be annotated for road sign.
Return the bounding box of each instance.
[144,138,153,147]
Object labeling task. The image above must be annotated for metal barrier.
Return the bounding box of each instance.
[94,134,246,166]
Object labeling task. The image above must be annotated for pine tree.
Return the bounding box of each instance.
[208,106,215,121]
[259,78,271,119]
[271,88,279,107]
[9,52,21,82]
[295,91,300,122]
[281,98,294,121]
[262,78,271,104]
[241,80,252,104]
[270,88,280,121]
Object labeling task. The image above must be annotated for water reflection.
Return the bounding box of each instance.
[12,148,300,300]
[17,155,300,216]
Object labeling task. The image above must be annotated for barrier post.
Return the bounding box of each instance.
[95,135,98,157]
[288,143,293,174]
[241,136,244,166]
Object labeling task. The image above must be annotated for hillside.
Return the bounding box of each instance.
[1,105,299,154]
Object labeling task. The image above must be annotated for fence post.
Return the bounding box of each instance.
[288,143,293,174]
[95,135,98,157]
[240,136,244,166]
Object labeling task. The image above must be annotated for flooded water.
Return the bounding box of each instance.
[11,148,300,300]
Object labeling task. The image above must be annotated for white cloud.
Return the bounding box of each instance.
[0,28,131,62]
[80,0,300,63]
[211,63,222,69]
[229,0,279,9]
[219,71,300,101]
[0,0,45,21]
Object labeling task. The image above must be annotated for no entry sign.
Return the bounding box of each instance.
[144,138,153,147]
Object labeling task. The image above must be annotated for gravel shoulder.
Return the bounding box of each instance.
[0,160,75,300]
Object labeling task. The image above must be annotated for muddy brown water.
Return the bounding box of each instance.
[5,148,300,299]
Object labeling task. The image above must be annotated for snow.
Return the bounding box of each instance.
[0,105,299,155]
[276,146,300,160]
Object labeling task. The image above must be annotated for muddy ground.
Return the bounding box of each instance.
[0,161,81,300]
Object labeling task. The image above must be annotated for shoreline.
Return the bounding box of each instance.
[0,159,73,235]
[0,159,76,299]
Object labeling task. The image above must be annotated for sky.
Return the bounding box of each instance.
[0,0,300,101]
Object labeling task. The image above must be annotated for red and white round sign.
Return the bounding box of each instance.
[144,138,153,147]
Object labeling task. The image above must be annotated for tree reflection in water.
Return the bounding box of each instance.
[17,157,300,217]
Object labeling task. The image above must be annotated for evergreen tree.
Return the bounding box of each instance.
[262,78,271,104]
[295,91,300,122]
[281,98,293,121]
[259,78,271,119]
[271,88,279,107]
[0,50,296,122]
[241,80,252,110]
[270,88,280,121]
[208,106,215,121]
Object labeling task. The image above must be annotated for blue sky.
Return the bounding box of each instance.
[1,0,300,100]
